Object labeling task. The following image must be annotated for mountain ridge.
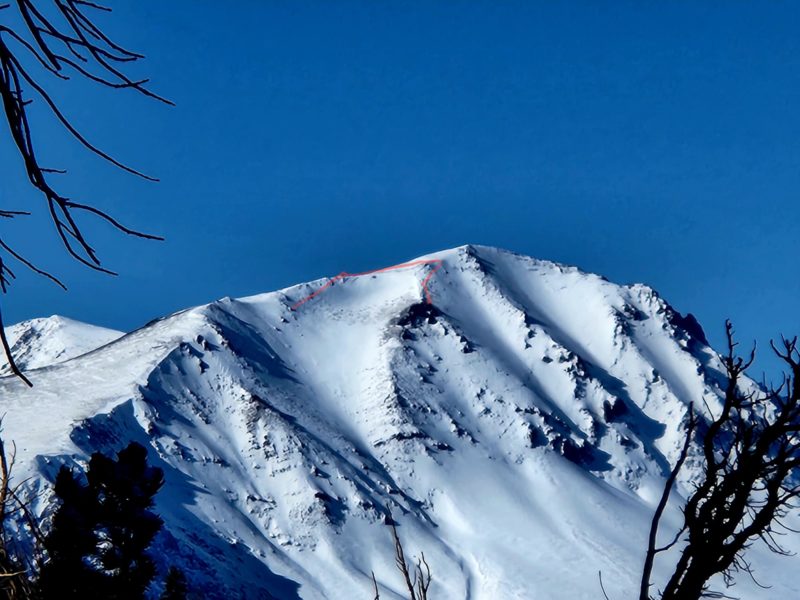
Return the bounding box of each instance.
[0,315,122,376]
[1,245,796,599]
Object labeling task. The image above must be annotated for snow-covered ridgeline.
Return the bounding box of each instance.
[0,245,796,599]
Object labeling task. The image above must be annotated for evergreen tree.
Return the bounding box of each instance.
[36,465,104,597]
[37,442,164,599]
[160,567,188,600]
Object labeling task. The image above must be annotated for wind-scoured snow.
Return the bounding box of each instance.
[0,245,797,599]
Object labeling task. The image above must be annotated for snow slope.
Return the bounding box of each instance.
[0,245,797,599]
[0,315,122,375]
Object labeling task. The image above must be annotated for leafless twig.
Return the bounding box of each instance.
[386,517,432,600]
[0,1,169,384]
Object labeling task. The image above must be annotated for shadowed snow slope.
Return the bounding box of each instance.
[0,246,797,599]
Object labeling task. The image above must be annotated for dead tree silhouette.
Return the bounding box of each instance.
[641,321,800,599]
[0,1,170,384]
[371,517,432,600]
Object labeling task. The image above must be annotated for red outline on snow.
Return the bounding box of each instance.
[291,259,443,311]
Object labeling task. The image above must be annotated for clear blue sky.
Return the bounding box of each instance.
[1,1,798,378]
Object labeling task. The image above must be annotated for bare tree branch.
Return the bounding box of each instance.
[0,423,36,596]
[648,321,800,599]
[374,515,433,600]
[0,1,169,383]
[640,403,695,600]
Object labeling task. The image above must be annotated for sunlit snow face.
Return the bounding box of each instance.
[0,245,791,600]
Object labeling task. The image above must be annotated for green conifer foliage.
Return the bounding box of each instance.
[37,442,164,599]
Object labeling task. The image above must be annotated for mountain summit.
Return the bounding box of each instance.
[0,315,121,375]
[1,245,797,599]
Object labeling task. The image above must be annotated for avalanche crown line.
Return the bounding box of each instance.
[290,258,443,310]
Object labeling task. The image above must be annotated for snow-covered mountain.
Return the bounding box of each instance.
[0,315,122,375]
[1,245,797,599]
